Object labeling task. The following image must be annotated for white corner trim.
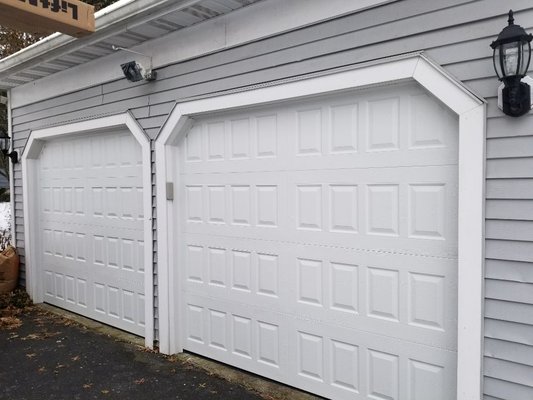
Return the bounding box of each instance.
[9,0,397,108]
[21,113,155,349]
[155,53,486,400]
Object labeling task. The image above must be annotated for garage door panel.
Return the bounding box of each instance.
[183,234,456,350]
[178,83,458,398]
[38,131,145,336]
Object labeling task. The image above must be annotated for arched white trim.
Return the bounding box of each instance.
[22,112,155,348]
[155,53,486,400]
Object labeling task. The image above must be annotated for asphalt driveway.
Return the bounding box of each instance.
[0,306,265,400]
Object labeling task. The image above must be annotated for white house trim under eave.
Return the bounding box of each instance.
[21,112,155,348]
[155,53,486,400]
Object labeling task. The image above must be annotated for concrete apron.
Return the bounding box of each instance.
[39,304,321,400]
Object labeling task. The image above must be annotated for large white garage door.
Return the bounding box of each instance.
[178,83,459,399]
[39,131,146,336]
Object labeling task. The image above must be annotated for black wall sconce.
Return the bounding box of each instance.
[490,10,533,117]
[0,130,18,164]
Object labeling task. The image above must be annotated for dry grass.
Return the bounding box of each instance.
[0,287,33,330]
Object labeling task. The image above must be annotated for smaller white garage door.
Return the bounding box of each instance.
[38,131,146,336]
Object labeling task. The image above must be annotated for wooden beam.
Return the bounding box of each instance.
[0,0,95,38]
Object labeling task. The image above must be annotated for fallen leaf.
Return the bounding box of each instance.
[26,353,36,359]
[38,367,46,373]
[83,383,93,389]
[71,355,80,361]
[101,389,110,394]
[134,378,146,385]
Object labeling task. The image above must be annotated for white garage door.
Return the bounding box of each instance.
[39,131,146,336]
[178,83,459,399]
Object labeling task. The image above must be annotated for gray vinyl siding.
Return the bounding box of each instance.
[9,0,533,397]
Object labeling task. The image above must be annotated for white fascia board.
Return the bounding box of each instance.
[155,53,486,400]
[0,0,204,89]
[10,0,396,109]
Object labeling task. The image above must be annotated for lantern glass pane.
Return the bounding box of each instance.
[519,41,531,76]
[494,48,504,79]
[0,137,8,152]
[502,42,520,76]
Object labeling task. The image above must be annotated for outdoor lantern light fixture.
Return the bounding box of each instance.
[490,10,533,117]
[0,129,18,164]
[112,45,156,82]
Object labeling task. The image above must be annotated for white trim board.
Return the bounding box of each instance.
[21,113,155,348]
[155,53,486,400]
[9,0,396,108]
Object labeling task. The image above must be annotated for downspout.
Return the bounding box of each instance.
[7,90,15,246]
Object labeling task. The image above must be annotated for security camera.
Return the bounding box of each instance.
[120,61,156,82]
[112,45,156,82]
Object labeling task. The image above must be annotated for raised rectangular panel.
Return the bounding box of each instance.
[107,237,119,268]
[231,118,250,159]
[94,235,105,265]
[187,304,204,344]
[232,315,252,358]
[136,188,144,219]
[367,97,400,151]
[231,186,251,225]
[76,233,86,262]
[64,231,75,260]
[256,115,277,158]
[42,188,51,213]
[138,295,145,326]
[187,245,204,283]
[54,273,65,299]
[108,286,120,318]
[63,188,73,214]
[297,332,324,382]
[408,360,444,400]
[331,340,359,392]
[208,247,226,287]
[121,187,135,219]
[43,229,53,255]
[409,273,445,331]
[368,350,399,400]
[207,121,225,160]
[297,108,322,155]
[77,278,87,307]
[65,275,75,304]
[408,184,445,239]
[367,185,399,236]
[186,186,203,222]
[297,185,322,231]
[409,93,452,149]
[257,321,279,367]
[94,283,106,313]
[137,241,145,272]
[186,125,202,162]
[52,187,62,213]
[330,103,358,153]
[121,239,134,271]
[257,185,278,227]
[73,141,84,168]
[53,230,63,256]
[232,250,251,292]
[257,254,278,297]
[105,187,120,218]
[44,271,54,296]
[74,187,85,215]
[122,290,135,323]
[367,267,399,321]
[331,262,358,313]
[209,309,228,350]
[92,187,104,217]
[208,185,226,224]
[329,185,358,233]
[297,258,323,306]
